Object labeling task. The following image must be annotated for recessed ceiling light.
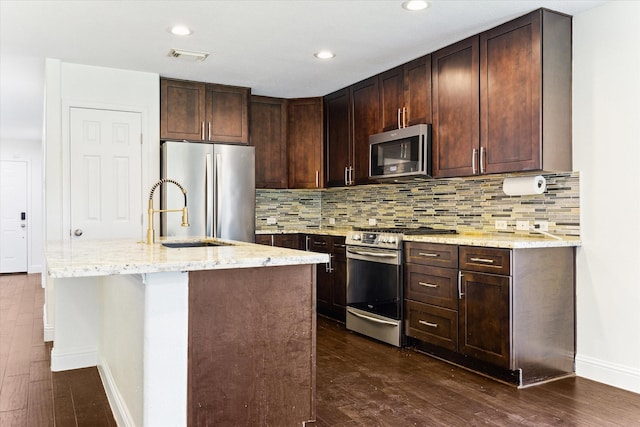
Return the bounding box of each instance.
[170,25,192,36]
[402,0,429,11]
[314,50,336,60]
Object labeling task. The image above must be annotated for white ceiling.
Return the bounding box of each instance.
[0,0,607,141]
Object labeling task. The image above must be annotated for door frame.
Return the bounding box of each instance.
[60,100,155,242]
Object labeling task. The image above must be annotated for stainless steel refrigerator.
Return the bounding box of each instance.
[161,141,255,242]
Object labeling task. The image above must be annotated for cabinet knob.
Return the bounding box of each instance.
[74,229,83,237]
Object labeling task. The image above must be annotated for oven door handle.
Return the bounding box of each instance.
[346,248,398,259]
[347,308,398,326]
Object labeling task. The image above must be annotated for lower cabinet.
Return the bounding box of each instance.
[255,233,301,249]
[404,241,575,387]
[305,234,347,322]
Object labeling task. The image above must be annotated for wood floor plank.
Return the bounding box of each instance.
[27,379,54,427]
[0,374,29,411]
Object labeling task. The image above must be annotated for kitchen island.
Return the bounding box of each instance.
[45,238,329,427]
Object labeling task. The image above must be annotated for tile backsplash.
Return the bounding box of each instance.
[256,172,579,237]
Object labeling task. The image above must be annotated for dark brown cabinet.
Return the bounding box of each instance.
[205,83,250,144]
[324,88,352,187]
[350,77,380,185]
[404,243,459,352]
[251,96,288,188]
[160,79,206,141]
[287,98,324,189]
[160,78,250,144]
[305,234,346,321]
[404,242,575,387]
[480,10,571,174]
[458,246,512,368]
[432,9,571,178]
[431,36,480,178]
[255,233,301,249]
[380,55,432,132]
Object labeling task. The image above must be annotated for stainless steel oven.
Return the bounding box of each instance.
[345,229,404,347]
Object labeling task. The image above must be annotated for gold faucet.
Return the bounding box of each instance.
[147,179,189,244]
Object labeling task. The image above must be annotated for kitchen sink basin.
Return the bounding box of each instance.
[161,241,231,248]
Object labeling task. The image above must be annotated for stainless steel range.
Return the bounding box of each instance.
[345,226,456,347]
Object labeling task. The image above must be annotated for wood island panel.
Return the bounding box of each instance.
[188,265,317,426]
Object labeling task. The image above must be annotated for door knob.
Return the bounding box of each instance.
[21,224,26,228]
[74,229,83,236]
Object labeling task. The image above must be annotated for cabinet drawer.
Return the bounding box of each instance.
[332,238,347,257]
[307,235,331,253]
[459,246,511,275]
[405,300,457,352]
[405,264,458,310]
[404,242,458,268]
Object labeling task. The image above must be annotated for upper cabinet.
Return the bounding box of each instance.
[205,83,250,144]
[480,10,571,174]
[350,76,380,185]
[287,97,324,189]
[160,78,250,144]
[251,96,288,189]
[380,55,432,132]
[324,77,379,187]
[324,88,351,187]
[160,79,206,141]
[432,37,480,178]
[432,9,571,178]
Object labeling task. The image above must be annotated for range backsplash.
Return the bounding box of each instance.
[256,172,580,238]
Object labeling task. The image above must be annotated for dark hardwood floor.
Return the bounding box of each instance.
[1,273,639,426]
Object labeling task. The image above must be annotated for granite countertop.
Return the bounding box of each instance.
[46,238,330,279]
[256,228,582,249]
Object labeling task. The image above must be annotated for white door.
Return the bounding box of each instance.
[0,160,28,272]
[70,107,142,240]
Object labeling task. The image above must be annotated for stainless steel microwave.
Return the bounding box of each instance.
[369,124,432,180]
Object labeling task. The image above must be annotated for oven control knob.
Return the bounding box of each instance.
[352,234,361,241]
[379,236,387,243]
[388,236,396,244]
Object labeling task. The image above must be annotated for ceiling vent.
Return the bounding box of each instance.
[168,49,209,62]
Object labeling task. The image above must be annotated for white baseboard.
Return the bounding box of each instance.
[576,354,640,394]
[42,306,54,342]
[50,345,97,372]
[98,358,136,427]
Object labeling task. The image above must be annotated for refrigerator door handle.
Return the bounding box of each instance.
[215,153,222,239]
[205,153,213,238]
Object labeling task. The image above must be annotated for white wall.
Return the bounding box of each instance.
[0,139,43,273]
[573,1,640,394]
[44,59,160,241]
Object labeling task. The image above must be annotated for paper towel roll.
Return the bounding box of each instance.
[502,175,546,196]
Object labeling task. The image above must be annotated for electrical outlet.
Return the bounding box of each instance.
[368,218,377,226]
[328,218,336,225]
[516,220,530,231]
[534,221,549,232]
[495,220,508,230]
[266,217,277,225]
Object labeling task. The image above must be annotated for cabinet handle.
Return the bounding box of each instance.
[270,235,275,246]
[201,121,205,140]
[418,320,438,328]
[418,282,438,288]
[470,257,495,264]
[344,166,349,186]
[349,166,354,185]
[315,170,319,188]
[472,148,478,175]
[208,122,212,141]
[305,236,310,251]
[403,106,408,128]
[397,108,402,129]
[458,271,464,299]
[480,146,486,174]
[326,253,334,273]
[418,252,439,257]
